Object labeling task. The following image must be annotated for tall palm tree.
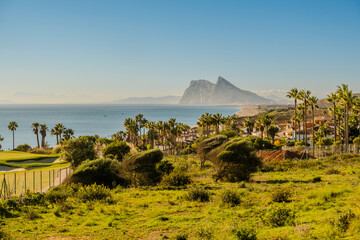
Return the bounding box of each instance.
[287,88,300,141]
[261,114,274,139]
[243,117,255,136]
[299,90,312,145]
[309,96,319,156]
[337,84,358,152]
[8,121,18,150]
[326,92,338,142]
[39,124,48,148]
[51,123,65,145]
[124,118,138,145]
[255,118,265,139]
[32,122,40,148]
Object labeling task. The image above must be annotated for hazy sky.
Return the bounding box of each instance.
[0,0,359,103]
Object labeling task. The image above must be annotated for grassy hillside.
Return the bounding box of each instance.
[2,154,360,239]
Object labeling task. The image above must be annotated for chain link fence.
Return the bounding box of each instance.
[282,144,360,159]
[0,166,73,200]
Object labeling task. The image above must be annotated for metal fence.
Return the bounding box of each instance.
[0,166,73,200]
[282,144,360,159]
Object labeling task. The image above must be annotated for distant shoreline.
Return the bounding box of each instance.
[236,105,262,117]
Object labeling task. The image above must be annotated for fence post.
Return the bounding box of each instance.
[24,172,26,194]
[40,171,42,193]
[14,173,16,195]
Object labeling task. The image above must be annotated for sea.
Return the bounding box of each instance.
[0,104,240,150]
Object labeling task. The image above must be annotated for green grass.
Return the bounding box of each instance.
[0,151,61,169]
[0,151,59,162]
[2,154,360,239]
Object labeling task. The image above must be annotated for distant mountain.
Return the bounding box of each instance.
[179,76,271,105]
[113,96,181,104]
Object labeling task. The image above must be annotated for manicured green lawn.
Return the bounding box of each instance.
[2,154,360,239]
[0,151,59,162]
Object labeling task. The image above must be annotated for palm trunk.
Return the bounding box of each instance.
[12,130,15,150]
[345,105,349,152]
[36,133,40,148]
[56,135,59,145]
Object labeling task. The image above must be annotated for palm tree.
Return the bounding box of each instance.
[299,90,312,145]
[337,84,358,152]
[0,135,4,150]
[308,96,319,156]
[51,123,65,145]
[261,114,274,139]
[268,125,279,144]
[212,113,224,134]
[8,121,18,150]
[255,118,265,139]
[326,92,338,142]
[112,131,127,141]
[39,124,48,148]
[124,118,138,145]
[63,128,75,140]
[145,121,157,148]
[32,122,40,148]
[287,88,300,141]
[243,117,255,136]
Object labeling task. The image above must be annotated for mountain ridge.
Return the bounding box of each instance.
[179,76,271,105]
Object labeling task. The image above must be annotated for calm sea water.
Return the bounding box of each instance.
[0,104,240,150]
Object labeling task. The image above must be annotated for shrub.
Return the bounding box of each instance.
[317,137,333,146]
[24,207,42,220]
[69,158,130,188]
[175,233,188,240]
[332,210,355,232]
[156,160,174,175]
[265,205,295,227]
[221,190,241,207]
[312,177,322,183]
[234,227,257,240]
[196,135,228,168]
[0,202,12,218]
[0,229,10,240]
[214,139,262,182]
[185,187,210,202]
[52,145,62,154]
[160,170,191,187]
[219,130,237,138]
[353,137,360,145]
[61,136,96,168]
[271,188,292,203]
[15,144,32,152]
[102,141,130,161]
[76,184,112,202]
[325,168,341,175]
[122,149,164,186]
[46,184,79,203]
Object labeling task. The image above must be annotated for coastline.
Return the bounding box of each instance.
[236,105,262,117]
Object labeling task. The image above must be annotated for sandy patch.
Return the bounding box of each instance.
[236,105,263,117]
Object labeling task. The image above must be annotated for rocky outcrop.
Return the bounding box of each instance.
[179,76,270,105]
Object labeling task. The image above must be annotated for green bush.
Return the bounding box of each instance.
[185,187,210,202]
[215,139,262,182]
[353,137,360,145]
[265,205,295,227]
[332,210,355,233]
[271,188,292,203]
[15,144,32,152]
[61,136,96,168]
[160,170,191,187]
[46,184,80,203]
[219,130,237,138]
[76,184,112,202]
[96,138,114,145]
[0,202,12,218]
[221,190,241,207]
[317,137,333,146]
[234,227,257,240]
[122,149,164,186]
[69,158,129,188]
[196,135,228,168]
[102,141,130,161]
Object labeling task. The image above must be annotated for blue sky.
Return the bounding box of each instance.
[0,0,359,103]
